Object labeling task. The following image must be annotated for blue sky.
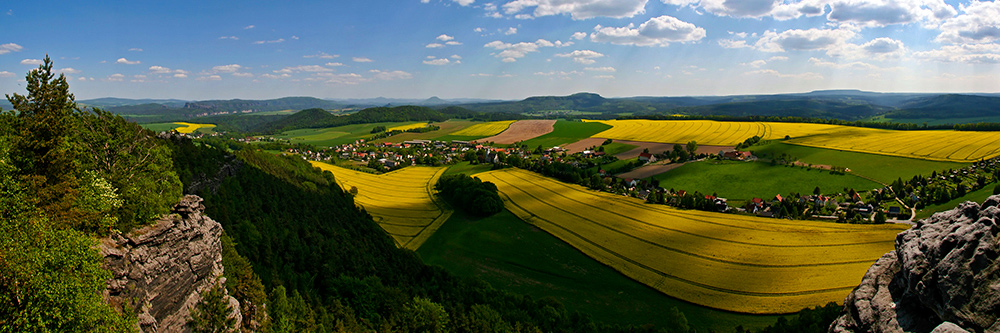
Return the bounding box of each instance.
[2,0,999,100]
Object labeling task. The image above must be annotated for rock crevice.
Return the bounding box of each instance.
[100,195,242,333]
[831,196,1000,333]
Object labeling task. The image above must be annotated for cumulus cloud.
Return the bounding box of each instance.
[369,69,413,80]
[107,73,125,81]
[744,69,823,79]
[0,71,15,77]
[148,65,189,76]
[253,38,285,44]
[590,15,706,46]
[197,75,223,81]
[503,0,650,20]
[808,57,904,71]
[914,43,1000,63]
[484,39,558,62]
[454,0,474,6]
[825,0,956,27]
[437,34,455,41]
[20,58,43,65]
[572,32,588,40]
[56,67,80,74]
[0,43,23,55]
[426,43,446,48]
[212,64,243,73]
[505,27,518,35]
[232,72,254,77]
[219,36,239,40]
[718,39,751,48]
[244,25,255,29]
[174,73,188,78]
[555,50,605,64]
[353,57,374,62]
[116,57,141,65]
[423,58,454,65]
[274,65,334,73]
[326,62,345,66]
[584,66,616,72]
[754,28,857,53]
[129,48,143,52]
[304,52,339,59]
[936,1,1000,44]
[446,41,462,45]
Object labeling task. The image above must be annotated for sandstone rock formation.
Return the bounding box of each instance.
[100,195,242,332]
[831,196,1000,333]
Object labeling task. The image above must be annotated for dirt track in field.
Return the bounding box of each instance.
[479,119,557,144]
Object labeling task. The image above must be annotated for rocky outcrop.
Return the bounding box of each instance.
[831,196,1000,333]
[100,195,242,332]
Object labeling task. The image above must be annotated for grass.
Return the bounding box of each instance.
[142,122,182,132]
[417,209,782,332]
[520,120,612,149]
[748,142,967,184]
[276,121,417,147]
[601,142,637,156]
[476,168,908,314]
[914,185,996,220]
[651,160,880,200]
[443,161,495,177]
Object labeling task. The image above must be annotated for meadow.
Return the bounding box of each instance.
[277,121,419,146]
[475,168,908,314]
[519,120,613,149]
[748,142,966,184]
[586,119,1000,162]
[651,160,880,200]
[309,161,451,250]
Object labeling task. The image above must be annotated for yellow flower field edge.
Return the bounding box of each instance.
[474,168,908,314]
[309,161,452,250]
[584,119,1000,162]
[386,122,428,132]
[449,120,517,137]
[172,122,216,134]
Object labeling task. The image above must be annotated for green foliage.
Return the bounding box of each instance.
[399,297,450,333]
[75,170,123,232]
[749,302,842,333]
[220,233,267,330]
[370,125,386,133]
[188,285,237,333]
[74,108,183,232]
[435,174,504,216]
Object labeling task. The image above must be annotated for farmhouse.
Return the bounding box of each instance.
[638,152,656,162]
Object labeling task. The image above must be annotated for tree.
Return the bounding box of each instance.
[6,55,80,221]
[813,186,821,195]
[189,285,237,333]
[686,140,698,156]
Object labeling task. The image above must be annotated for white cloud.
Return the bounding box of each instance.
[129,48,143,52]
[591,15,706,46]
[744,69,823,79]
[304,52,339,59]
[503,0,650,20]
[718,39,750,48]
[326,62,345,67]
[594,75,615,79]
[936,1,1000,44]
[56,67,80,74]
[555,49,605,64]
[451,54,462,59]
[584,66,616,72]
[233,72,254,77]
[353,57,374,62]
[424,58,453,65]
[534,70,583,76]
[260,73,292,79]
[474,27,485,33]
[808,57,903,71]
[572,32,588,40]
[913,43,1000,63]
[20,58,43,65]
[212,64,243,73]
[515,14,534,19]
[149,65,172,74]
[198,75,223,81]
[174,73,188,78]
[116,57,140,65]
[0,71,14,77]
[244,25,255,29]
[427,43,446,48]
[484,39,557,62]
[825,37,907,59]
[219,36,239,40]
[454,0,474,6]
[107,73,125,81]
[754,28,857,53]
[506,27,518,35]
[275,65,333,73]
[0,43,23,55]
[437,34,455,41]
[446,41,463,45]
[825,0,956,28]
[421,0,430,3]
[253,38,285,44]
[748,60,767,68]
[768,56,789,61]
[369,69,413,80]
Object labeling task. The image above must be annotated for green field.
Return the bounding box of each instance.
[520,120,612,149]
[601,142,637,155]
[749,142,966,184]
[915,185,996,220]
[652,160,880,200]
[417,209,780,332]
[442,161,495,177]
[276,121,418,146]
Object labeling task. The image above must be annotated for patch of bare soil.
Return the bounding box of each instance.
[615,162,688,179]
[479,119,557,145]
[561,138,606,153]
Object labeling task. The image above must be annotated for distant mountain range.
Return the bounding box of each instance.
[3,90,1000,124]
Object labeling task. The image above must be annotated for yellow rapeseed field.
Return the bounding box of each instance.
[585,119,1000,162]
[172,122,216,134]
[309,161,452,250]
[449,120,517,137]
[386,122,428,132]
[474,168,908,314]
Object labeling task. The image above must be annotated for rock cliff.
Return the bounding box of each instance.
[100,195,242,332]
[831,196,1000,333]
